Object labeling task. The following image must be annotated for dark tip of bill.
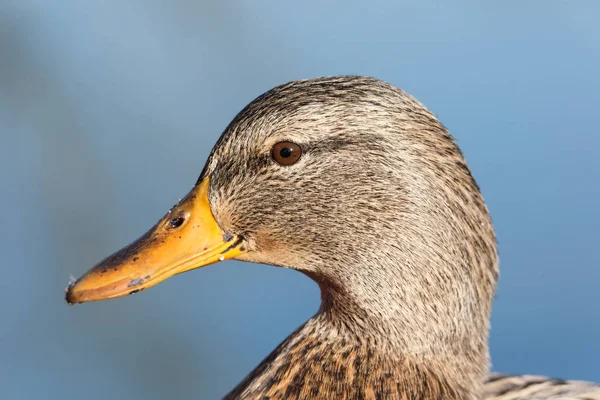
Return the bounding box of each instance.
[65,282,76,305]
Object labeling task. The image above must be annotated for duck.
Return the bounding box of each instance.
[65,76,599,399]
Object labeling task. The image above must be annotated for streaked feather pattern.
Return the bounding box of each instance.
[205,76,598,399]
[484,374,600,400]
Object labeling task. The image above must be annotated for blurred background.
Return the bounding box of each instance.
[1,1,599,399]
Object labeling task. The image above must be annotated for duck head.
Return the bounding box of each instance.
[66,76,498,392]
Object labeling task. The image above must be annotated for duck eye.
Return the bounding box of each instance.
[272,141,302,165]
[169,216,186,229]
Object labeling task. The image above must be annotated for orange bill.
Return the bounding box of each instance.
[65,178,246,304]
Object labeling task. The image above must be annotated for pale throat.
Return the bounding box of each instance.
[304,249,486,362]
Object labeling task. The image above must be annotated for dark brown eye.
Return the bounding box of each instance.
[271,141,302,165]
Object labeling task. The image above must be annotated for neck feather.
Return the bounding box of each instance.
[224,312,481,400]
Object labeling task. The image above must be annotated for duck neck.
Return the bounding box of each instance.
[302,256,492,400]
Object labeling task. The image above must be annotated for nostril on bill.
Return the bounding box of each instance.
[169,216,186,229]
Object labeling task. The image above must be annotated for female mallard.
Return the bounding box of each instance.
[66,76,599,399]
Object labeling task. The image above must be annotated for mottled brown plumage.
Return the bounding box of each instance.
[196,76,597,399]
[181,76,600,399]
[202,76,492,399]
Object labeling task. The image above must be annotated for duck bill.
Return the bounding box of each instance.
[65,178,246,304]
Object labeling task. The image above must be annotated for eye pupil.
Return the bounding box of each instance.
[279,147,292,158]
[170,216,185,229]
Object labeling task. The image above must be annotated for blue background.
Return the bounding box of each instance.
[1,1,598,399]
